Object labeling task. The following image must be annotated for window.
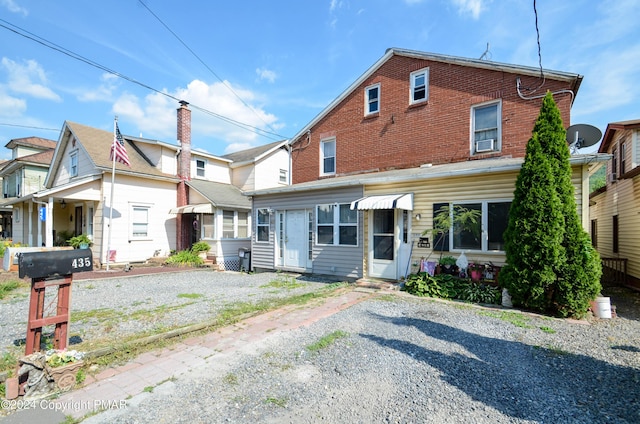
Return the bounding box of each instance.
[279,169,287,184]
[196,159,206,178]
[591,219,597,248]
[237,211,248,238]
[613,215,619,253]
[131,206,149,238]
[257,208,270,242]
[222,210,234,238]
[620,143,626,175]
[320,138,336,175]
[70,151,78,177]
[316,204,358,246]
[365,83,380,115]
[202,214,214,239]
[439,201,511,252]
[472,101,501,154]
[612,147,618,180]
[88,207,94,237]
[410,68,429,104]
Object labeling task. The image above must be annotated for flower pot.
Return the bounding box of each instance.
[470,269,483,282]
[46,361,83,391]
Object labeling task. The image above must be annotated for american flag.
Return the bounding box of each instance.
[110,122,131,166]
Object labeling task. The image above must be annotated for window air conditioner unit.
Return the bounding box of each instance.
[475,139,495,153]
[608,172,617,183]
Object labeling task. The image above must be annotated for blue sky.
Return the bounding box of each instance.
[1,0,638,159]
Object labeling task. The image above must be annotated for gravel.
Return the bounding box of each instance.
[2,270,640,423]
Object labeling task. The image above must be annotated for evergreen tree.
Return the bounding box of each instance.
[534,92,602,317]
[503,92,601,317]
[501,133,564,311]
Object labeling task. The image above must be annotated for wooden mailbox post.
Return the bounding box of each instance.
[18,249,93,355]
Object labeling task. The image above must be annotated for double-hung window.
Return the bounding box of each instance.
[316,204,358,246]
[410,68,429,104]
[472,101,501,154]
[365,83,380,115]
[320,138,336,176]
[131,206,150,238]
[256,208,270,242]
[70,151,78,177]
[196,159,206,178]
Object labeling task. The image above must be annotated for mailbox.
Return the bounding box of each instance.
[18,249,93,279]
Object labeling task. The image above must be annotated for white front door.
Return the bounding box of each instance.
[369,209,397,280]
[283,210,306,269]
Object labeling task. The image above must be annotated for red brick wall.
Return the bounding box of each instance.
[291,55,575,184]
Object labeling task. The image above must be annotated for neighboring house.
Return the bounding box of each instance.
[248,47,608,281]
[589,119,640,289]
[0,137,57,240]
[5,102,289,269]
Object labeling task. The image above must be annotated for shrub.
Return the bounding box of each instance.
[165,250,203,266]
[191,241,210,253]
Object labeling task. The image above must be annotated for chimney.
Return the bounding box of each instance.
[176,100,191,251]
[177,100,191,181]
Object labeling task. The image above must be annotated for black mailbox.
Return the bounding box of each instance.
[18,249,94,279]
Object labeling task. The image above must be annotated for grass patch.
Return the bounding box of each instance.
[0,280,24,300]
[177,293,204,299]
[264,396,287,407]
[260,274,305,290]
[306,330,349,352]
[477,310,533,328]
[223,373,238,385]
[539,326,556,334]
[143,386,154,393]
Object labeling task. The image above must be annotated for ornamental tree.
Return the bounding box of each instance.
[502,92,601,317]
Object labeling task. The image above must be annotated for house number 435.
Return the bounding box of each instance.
[72,257,92,268]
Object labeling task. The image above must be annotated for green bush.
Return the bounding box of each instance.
[191,241,210,253]
[164,250,203,266]
[403,273,500,305]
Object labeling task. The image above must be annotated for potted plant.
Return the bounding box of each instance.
[439,256,458,275]
[191,241,210,259]
[67,234,92,249]
[468,262,485,282]
[423,204,481,261]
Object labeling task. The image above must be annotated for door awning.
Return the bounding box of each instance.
[350,193,413,210]
[169,203,214,214]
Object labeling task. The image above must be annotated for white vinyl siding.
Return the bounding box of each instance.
[70,151,78,177]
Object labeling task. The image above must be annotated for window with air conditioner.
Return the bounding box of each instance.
[471,101,501,155]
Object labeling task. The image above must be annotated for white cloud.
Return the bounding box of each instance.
[0,87,27,117]
[256,67,277,83]
[77,73,120,102]
[1,58,61,101]
[451,0,484,20]
[112,79,280,150]
[1,0,27,16]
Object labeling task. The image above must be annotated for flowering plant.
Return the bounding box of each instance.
[45,349,84,368]
[467,262,485,272]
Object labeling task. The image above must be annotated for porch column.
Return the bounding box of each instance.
[46,197,53,247]
[28,201,34,247]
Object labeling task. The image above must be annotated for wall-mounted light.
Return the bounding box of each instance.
[60,199,66,209]
[415,213,421,221]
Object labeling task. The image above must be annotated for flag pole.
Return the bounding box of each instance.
[106,117,117,271]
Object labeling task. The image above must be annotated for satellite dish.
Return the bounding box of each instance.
[566,124,602,151]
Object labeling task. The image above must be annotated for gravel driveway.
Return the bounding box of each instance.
[2,270,640,423]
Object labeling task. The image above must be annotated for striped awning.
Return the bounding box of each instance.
[350,193,413,210]
[169,203,214,214]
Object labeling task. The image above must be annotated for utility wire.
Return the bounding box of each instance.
[522,0,546,93]
[137,1,281,137]
[0,123,59,132]
[0,18,285,141]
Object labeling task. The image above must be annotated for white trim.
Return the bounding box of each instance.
[320,137,336,176]
[471,99,502,155]
[410,67,429,105]
[365,83,380,115]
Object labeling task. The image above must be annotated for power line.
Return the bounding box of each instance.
[0,18,286,141]
[0,123,60,132]
[137,1,281,136]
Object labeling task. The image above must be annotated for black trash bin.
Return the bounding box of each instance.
[238,248,251,272]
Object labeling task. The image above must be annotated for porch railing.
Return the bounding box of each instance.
[600,258,627,286]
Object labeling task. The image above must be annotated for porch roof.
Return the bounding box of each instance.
[350,193,413,210]
[169,203,214,214]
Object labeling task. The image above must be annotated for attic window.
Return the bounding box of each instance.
[70,151,78,177]
[410,67,429,104]
[365,83,380,115]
